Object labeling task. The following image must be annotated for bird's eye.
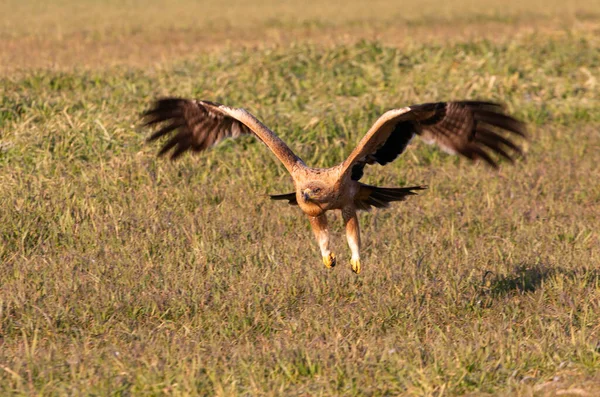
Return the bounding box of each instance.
[314,188,321,193]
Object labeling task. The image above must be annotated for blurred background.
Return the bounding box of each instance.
[1,0,599,71]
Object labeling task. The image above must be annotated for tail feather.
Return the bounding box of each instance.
[270,184,426,210]
[356,184,427,211]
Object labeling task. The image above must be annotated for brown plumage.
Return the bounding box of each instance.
[143,97,526,274]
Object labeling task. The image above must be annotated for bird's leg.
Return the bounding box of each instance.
[343,208,361,274]
[308,214,336,268]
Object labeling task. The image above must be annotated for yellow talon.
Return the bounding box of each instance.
[350,259,361,274]
[323,253,336,268]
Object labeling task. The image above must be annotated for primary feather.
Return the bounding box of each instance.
[143,98,254,159]
[344,100,527,181]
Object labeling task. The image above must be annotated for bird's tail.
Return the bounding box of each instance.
[355,184,427,211]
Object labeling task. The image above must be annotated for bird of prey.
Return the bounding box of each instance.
[142,98,526,274]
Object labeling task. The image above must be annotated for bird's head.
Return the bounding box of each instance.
[301,182,329,203]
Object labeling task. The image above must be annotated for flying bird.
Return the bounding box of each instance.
[142,98,526,273]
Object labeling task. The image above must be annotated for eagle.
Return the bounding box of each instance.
[142,98,526,274]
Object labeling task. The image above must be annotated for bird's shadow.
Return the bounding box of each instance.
[479,264,600,297]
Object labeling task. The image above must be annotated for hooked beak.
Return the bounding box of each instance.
[303,189,312,201]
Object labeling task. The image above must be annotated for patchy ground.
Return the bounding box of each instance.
[1,0,599,395]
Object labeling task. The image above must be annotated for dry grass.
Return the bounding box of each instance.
[1,0,600,73]
[1,1,600,395]
[2,0,598,38]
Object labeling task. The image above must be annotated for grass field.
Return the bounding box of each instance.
[1,1,600,395]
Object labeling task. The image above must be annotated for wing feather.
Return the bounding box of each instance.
[142,97,302,173]
[342,101,526,180]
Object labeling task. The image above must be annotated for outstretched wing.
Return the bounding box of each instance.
[341,101,527,181]
[142,97,303,174]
